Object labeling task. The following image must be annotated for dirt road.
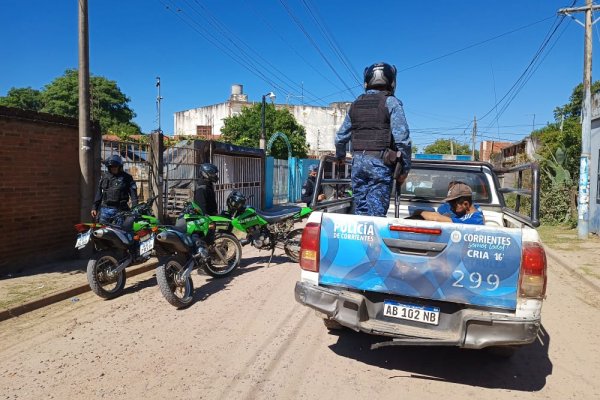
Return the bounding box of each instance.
[1,247,599,400]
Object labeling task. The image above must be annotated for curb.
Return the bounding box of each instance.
[544,247,600,292]
[0,262,157,323]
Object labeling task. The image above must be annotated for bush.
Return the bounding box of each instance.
[540,184,576,227]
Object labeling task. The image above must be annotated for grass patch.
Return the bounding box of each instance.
[537,224,583,248]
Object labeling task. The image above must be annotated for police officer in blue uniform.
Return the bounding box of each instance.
[334,62,411,216]
[91,155,138,223]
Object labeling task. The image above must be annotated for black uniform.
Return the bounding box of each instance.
[194,178,218,215]
[93,171,139,221]
[301,176,322,205]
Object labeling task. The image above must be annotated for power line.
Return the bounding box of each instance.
[278,0,358,98]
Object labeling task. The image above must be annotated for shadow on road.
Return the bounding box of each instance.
[328,324,552,391]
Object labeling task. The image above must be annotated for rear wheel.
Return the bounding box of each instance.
[323,318,344,330]
[485,345,519,359]
[86,250,127,299]
[284,229,303,263]
[156,255,194,308]
[203,233,242,278]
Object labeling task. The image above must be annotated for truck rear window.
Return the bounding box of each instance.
[401,168,491,203]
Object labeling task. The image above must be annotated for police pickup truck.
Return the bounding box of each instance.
[295,157,546,356]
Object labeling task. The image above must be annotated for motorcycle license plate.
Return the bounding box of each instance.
[75,230,91,249]
[139,236,154,256]
[383,300,440,326]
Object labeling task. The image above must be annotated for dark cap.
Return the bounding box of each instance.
[444,182,472,202]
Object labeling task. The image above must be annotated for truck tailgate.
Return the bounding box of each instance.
[318,214,523,310]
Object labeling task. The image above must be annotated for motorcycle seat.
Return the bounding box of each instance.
[255,208,299,223]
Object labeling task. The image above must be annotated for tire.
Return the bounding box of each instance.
[284,228,303,263]
[485,345,519,359]
[86,250,127,299]
[156,255,194,308]
[323,318,344,330]
[203,233,242,278]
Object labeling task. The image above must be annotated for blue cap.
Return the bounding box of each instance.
[309,164,318,173]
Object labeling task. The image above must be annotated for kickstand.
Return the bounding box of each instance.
[267,246,276,267]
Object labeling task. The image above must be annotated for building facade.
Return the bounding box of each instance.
[173,85,351,156]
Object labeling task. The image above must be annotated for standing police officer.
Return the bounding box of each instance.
[194,163,219,215]
[91,155,139,223]
[334,62,411,217]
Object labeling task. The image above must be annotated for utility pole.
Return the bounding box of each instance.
[156,77,163,133]
[78,0,93,223]
[559,0,600,239]
[471,116,477,160]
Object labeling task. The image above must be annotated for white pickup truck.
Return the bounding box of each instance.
[295,158,547,356]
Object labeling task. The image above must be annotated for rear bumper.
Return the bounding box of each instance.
[295,281,541,349]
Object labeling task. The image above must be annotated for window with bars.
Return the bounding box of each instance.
[196,125,212,139]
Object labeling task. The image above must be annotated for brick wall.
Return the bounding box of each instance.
[0,106,98,273]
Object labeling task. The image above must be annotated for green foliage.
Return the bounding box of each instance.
[0,87,43,111]
[0,69,140,137]
[221,103,308,159]
[553,81,600,120]
[423,139,471,155]
[539,184,576,227]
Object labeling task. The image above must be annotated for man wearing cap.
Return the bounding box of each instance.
[418,181,484,225]
[301,164,325,205]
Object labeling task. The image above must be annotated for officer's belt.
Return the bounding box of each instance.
[353,150,384,158]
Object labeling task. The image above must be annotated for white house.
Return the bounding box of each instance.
[173,84,351,155]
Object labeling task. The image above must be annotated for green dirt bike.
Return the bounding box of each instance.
[224,191,313,263]
[154,201,242,308]
[74,196,160,299]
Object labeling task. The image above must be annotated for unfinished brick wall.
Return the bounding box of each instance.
[0,106,96,272]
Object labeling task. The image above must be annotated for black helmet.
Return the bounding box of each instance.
[226,191,246,212]
[105,154,123,168]
[364,62,397,94]
[200,163,219,183]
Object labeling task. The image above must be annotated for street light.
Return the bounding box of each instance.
[260,91,276,150]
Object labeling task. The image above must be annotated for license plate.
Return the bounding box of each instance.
[139,236,154,255]
[75,230,91,249]
[383,300,440,325]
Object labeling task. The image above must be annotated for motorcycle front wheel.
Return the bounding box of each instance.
[284,228,303,263]
[86,250,127,299]
[203,233,242,278]
[156,255,194,308]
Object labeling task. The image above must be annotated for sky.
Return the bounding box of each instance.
[1,0,598,151]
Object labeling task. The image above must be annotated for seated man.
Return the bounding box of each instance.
[417,181,484,225]
[301,164,325,205]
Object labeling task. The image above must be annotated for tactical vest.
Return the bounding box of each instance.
[349,91,391,151]
[101,173,131,208]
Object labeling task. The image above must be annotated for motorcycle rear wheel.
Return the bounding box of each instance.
[284,228,303,263]
[156,255,194,308]
[86,250,127,299]
[203,233,242,278]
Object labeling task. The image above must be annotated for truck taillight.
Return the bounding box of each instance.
[300,222,320,272]
[519,242,547,299]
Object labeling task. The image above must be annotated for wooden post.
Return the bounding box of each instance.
[150,131,164,221]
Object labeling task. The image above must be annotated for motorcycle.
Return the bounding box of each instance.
[224,191,313,263]
[74,196,159,299]
[154,201,242,308]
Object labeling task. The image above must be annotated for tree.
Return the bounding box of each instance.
[42,69,141,138]
[220,103,308,159]
[0,87,43,111]
[0,69,141,138]
[553,81,600,120]
[423,139,471,155]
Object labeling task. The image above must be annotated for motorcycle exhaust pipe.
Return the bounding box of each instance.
[92,228,129,249]
[156,231,190,253]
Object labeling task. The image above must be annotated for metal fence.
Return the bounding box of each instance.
[272,158,289,204]
[213,153,263,210]
[101,140,151,201]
